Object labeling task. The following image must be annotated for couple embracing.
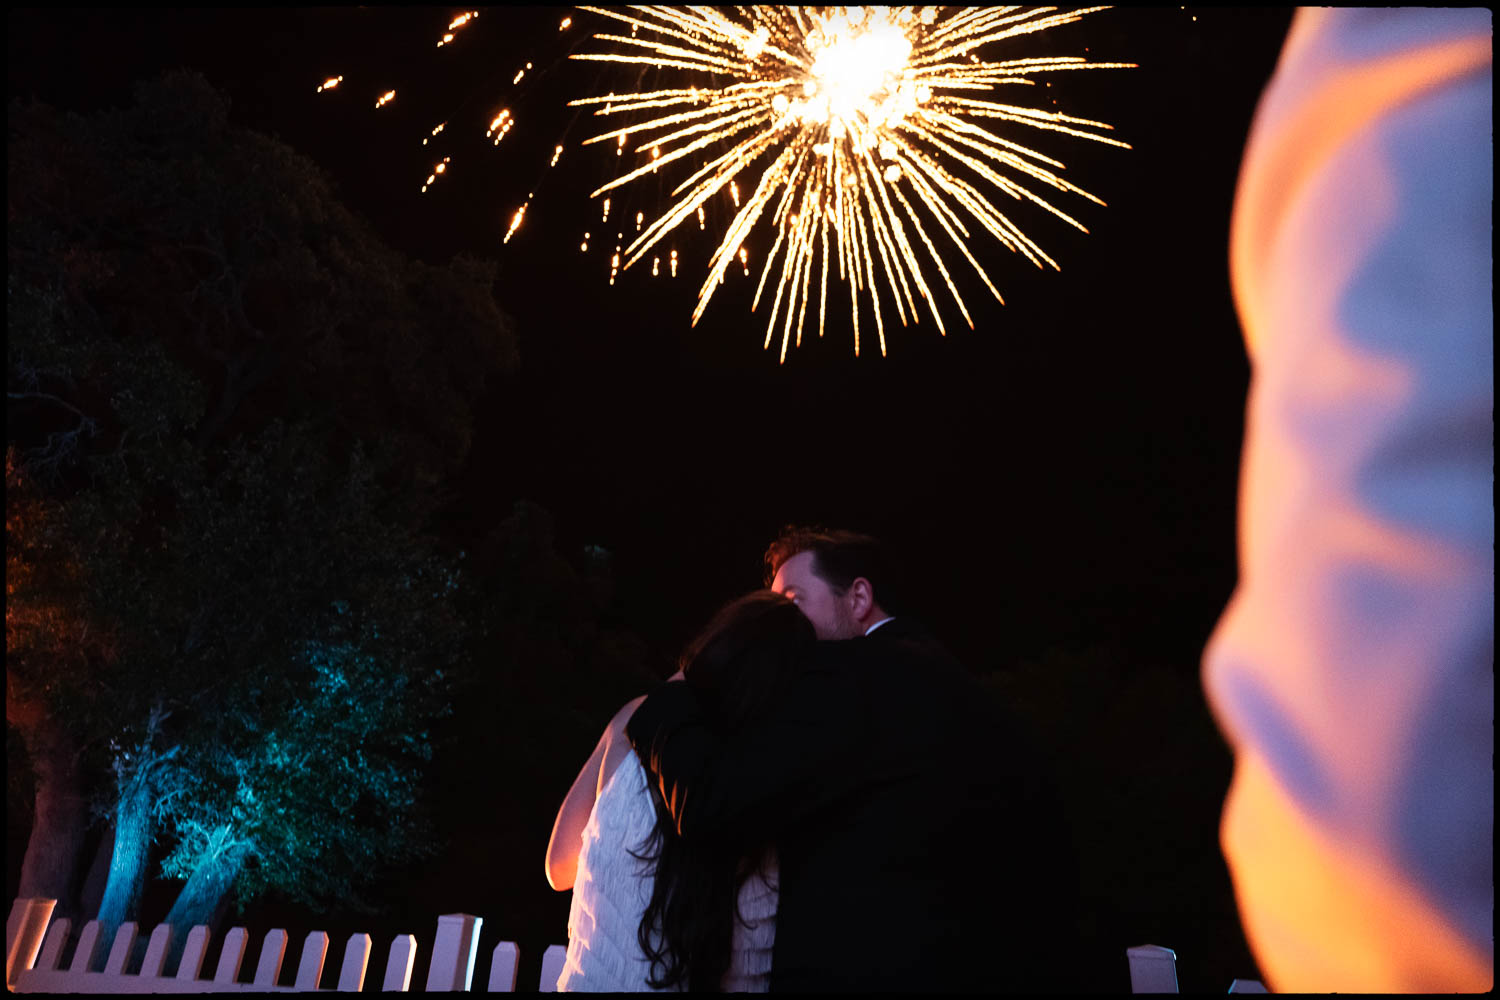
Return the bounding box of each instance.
[546,527,1079,992]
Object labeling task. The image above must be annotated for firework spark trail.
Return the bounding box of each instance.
[568,5,1134,359]
[437,10,480,48]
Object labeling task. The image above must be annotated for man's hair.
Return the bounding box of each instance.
[762,525,905,614]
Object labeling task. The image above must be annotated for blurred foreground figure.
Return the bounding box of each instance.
[1205,8,1492,993]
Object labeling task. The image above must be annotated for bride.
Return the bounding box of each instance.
[545,591,813,991]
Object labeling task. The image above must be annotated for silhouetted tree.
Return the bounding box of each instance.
[983,644,1252,991]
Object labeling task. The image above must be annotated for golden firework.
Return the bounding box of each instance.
[569,6,1134,359]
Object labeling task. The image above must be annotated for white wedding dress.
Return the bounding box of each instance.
[556,748,777,992]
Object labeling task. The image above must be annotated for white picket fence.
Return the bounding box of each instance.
[8,897,1266,992]
[5,898,567,993]
[1126,944,1267,994]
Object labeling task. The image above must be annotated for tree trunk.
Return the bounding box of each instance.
[78,820,115,920]
[13,711,89,922]
[95,761,158,943]
[161,832,248,976]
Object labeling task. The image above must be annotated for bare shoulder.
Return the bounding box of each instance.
[598,695,648,789]
[608,694,648,732]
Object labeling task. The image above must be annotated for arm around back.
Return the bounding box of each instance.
[626,652,856,843]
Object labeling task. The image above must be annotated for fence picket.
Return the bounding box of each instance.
[140,922,173,977]
[34,917,69,973]
[426,913,482,991]
[69,919,104,973]
[5,895,1265,994]
[253,927,287,986]
[538,943,567,992]
[178,925,212,981]
[293,929,328,989]
[337,932,372,991]
[383,932,417,991]
[104,921,139,975]
[214,926,249,984]
[4,897,29,957]
[1127,943,1180,993]
[488,940,520,991]
[5,898,54,986]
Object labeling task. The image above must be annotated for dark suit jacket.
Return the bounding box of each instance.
[627,619,1080,992]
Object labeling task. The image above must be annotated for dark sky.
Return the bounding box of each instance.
[6,6,1298,670]
[8,7,1301,987]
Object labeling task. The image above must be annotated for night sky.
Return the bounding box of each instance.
[9,6,1301,991]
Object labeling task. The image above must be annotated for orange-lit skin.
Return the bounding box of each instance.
[1207,8,1492,992]
[567,6,1134,360]
[1219,757,1493,990]
[543,730,605,892]
[1229,30,1492,357]
[544,695,645,892]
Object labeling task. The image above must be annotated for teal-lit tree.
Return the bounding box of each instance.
[73,420,465,957]
[7,69,514,940]
[153,618,454,961]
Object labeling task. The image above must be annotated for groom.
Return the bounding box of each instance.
[627,527,1080,992]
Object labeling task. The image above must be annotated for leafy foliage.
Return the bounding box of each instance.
[7,70,515,917]
[8,70,516,495]
[160,634,447,913]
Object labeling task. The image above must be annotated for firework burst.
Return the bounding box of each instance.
[569,6,1135,359]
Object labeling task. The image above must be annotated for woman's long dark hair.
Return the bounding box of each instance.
[632,590,814,991]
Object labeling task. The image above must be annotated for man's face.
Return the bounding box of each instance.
[770,550,860,639]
